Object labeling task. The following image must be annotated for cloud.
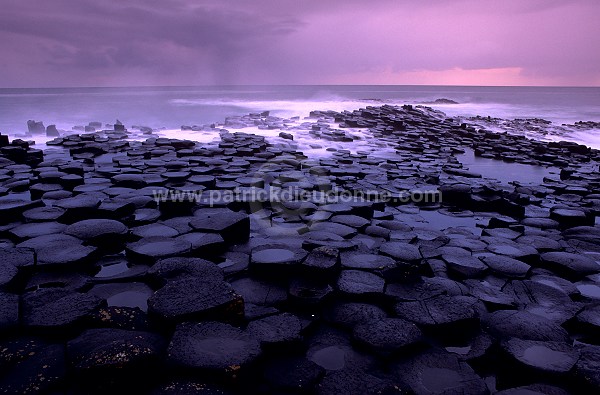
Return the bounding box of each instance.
[0,0,598,86]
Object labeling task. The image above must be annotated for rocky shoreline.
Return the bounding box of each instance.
[1,104,600,394]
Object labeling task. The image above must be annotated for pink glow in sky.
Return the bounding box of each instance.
[0,0,599,87]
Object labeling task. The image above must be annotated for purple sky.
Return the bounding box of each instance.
[1,0,599,87]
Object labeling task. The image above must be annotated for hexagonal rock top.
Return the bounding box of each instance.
[167,321,262,372]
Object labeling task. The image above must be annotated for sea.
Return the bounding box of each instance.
[1,85,599,148]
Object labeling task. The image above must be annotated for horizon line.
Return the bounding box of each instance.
[1,83,600,90]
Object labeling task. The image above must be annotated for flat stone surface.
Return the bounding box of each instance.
[264,356,324,392]
[0,247,34,268]
[148,277,242,322]
[443,254,488,277]
[190,208,249,243]
[337,270,384,295]
[64,219,127,241]
[317,368,401,395]
[21,206,66,222]
[324,302,387,329]
[0,292,18,331]
[309,222,358,238]
[0,344,66,394]
[67,328,165,371]
[481,254,531,277]
[540,251,600,279]
[9,221,66,239]
[250,244,308,270]
[385,279,446,301]
[167,321,262,371]
[16,233,82,251]
[246,313,303,346]
[21,288,104,330]
[89,282,153,312]
[230,277,287,306]
[393,351,487,395]
[394,295,479,327]
[575,346,600,390]
[37,243,97,266]
[353,318,422,354]
[484,310,570,342]
[340,252,396,270]
[131,223,179,238]
[0,261,18,288]
[126,236,191,261]
[379,241,422,262]
[177,232,225,253]
[302,246,339,271]
[148,257,224,284]
[502,338,579,373]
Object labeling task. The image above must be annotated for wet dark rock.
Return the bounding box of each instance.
[540,251,600,280]
[393,350,487,395]
[148,276,243,323]
[485,239,538,260]
[279,132,294,140]
[230,277,287,306]
[302,246,339,272]
[21,206,66,222]
[16,233,81,251]
[53,194,101,221]
[324,302,387,329]
[309,222,358,238]
[126,236,191,261]
[445,333,494,361]
[442,254,487,277]
[0,247,34,268]
[484,310,570,342]
[574,345,600,390]
[246,313,303,347]
[263,356,324,392]
[481,254,531,278]
[190,208,250,244]
[353,317,422,355]
[0,292,18,331]
[167,321,262,373]
[550,208,594,228]
[337,270,384,295]
[131,223,179,238]
[25,271,89,292]
[394,295,479,332]
[21,288,105,330]
[340,252,396,272]
[0,260,18,289]
[516,235,561,252]
[575,303,600,332]
[8,221,66,240]
[250,244,307,272]
[0,344,66,394]
[317,368,402,395]
[64,218,127,246]
[36,242,97,267]
[27,120,45,134]
[379,241,422,262]
[0,197,43,223]
[385,278,446,301]
[147,257,223,285]
[289,277,334,306]
[150,380,233,394]
[89,282,153,312]
[67,328,165,371]
[501,338,579,374]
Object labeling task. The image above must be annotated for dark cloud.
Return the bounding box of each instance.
[0,0,598,86]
